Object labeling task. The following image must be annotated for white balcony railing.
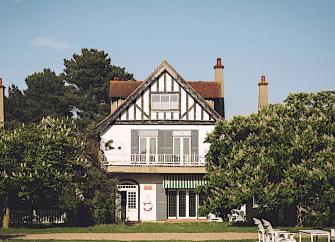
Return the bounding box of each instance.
[102,154,205,167]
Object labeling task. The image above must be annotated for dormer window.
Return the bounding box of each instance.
[151,93,179,110]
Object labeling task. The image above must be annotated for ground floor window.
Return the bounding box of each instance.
[167,189,205,219]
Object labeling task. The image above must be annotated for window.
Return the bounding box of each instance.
[128,191,137,209]
[152,94,160,109]
[139,137,157,155]
[151,94,179,110]
[168,191,177,217]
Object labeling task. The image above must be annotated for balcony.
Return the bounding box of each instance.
[102,154,206,167]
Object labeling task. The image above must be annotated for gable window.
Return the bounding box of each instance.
[151,94,179,110]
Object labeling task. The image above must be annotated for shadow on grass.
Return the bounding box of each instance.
[0,233,24,240]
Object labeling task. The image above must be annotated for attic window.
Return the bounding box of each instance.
[151,94,179,110]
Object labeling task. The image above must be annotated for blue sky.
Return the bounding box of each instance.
[0,0,334,118]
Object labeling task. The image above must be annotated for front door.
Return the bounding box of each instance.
[117,183,139,222]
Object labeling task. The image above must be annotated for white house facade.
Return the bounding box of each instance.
[97,59,225,221]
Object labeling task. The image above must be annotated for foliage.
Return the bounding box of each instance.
[24,69,73,122]
[5,69,73,129]
[0,118,90,228]
[0,118,87,209]
[63,48,133,126]
[5,49,134,130]
[91,191,116,224]
[200,91,335,226]
[0,118,118,227]
[5,85,29,128]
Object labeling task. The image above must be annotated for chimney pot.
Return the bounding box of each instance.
[0,78,2,86]
[214,57,224,69]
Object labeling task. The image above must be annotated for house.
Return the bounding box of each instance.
[96,58,225,221]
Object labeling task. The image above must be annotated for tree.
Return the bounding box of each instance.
[5,69,73,128]
[24,69,73,122]
[200,91,335,226]
[0,118,88,228]
[5,85,29,128]
[63,48,133,125]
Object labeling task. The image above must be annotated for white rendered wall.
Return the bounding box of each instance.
[140,184,156,221]
[101,124,215,163]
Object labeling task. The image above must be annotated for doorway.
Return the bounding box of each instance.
[139,137,157,163]
[168,190,201,219]
[117,182,139,222]
[173,137,191,164]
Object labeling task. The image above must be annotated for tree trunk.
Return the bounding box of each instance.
[2,207,10,229]
[296,204,303,227]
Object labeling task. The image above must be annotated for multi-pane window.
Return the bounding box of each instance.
[139,137,157,155]
[168,191,177,217]
[127,191,137,209]
[151,94,179,110]
[178,191,186,217]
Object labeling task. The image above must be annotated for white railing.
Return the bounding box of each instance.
[11,209,66,224]
[103,154,205,167]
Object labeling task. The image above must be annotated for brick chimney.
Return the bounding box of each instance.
[258,75,268,111]
[0,78,5,128]
[213,58,225,119]
[214,58,224,97]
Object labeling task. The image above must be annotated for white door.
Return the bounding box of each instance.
[117,184,139,222]
[126,190,138,221]
[139,137,157,163]
[173,137,191,164]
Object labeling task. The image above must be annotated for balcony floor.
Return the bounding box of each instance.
[105,165,206,174]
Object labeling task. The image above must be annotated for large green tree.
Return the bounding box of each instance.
[5,85,29,128]
[63,48,133,125]
[201,91,335,226]
[24,68,73,121]
[5,69,73,128]
[0,118,88,228]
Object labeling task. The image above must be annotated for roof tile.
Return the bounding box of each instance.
[109,80,222,99]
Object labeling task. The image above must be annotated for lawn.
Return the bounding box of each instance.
[0,222,306,234]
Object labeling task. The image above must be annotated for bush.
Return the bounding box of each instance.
[91,191,115,224]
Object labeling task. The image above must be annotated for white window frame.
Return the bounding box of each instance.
[167,189,203,219]
[151,93,179,110]
[139,137,158,155]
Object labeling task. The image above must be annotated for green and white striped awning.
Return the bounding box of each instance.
[163,174,206,189]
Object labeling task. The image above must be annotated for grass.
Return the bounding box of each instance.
[0,222,307,234]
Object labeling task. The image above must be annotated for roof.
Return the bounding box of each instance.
[109,80,143,98]
[188,81,222,98]
[109,80,222,99]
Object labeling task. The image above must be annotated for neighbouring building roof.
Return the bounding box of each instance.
[109,80,222,99]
